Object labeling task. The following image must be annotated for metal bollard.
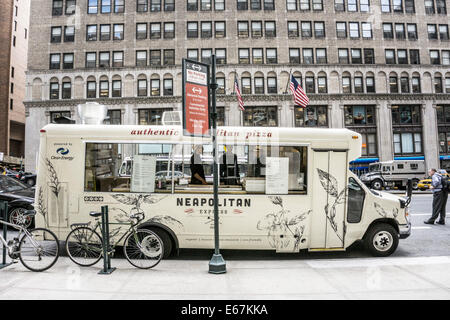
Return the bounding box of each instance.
[98,205,115,275]
[0,201,12,269]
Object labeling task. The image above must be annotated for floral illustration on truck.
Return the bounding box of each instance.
[317,168,347,243]
[110,194,184,229]
[257,196,311,252]
[374,202,399,220]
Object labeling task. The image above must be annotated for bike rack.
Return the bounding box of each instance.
[98,205,115,275]
[0,201,12,270]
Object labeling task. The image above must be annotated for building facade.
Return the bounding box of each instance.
[25,0,450,172]
[1,0,30,164]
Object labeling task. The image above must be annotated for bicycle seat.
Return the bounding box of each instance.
[23,210,36,217]
[89,211,102,217]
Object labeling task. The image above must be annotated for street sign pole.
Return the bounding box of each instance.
[208,54,226,274]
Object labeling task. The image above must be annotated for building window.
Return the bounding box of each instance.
[215,21,226,38]
[254,77,264,94]
[251,21,263,38]
[288,21,299,37]
[434,76,443,93]
[51,27,62,43]
[405,0,415,12]
[349,22,359,38]
[301,21,312,38]
[385,49,396,64]
[383,23,393,39]
[215,0,225,10]
[237,0,249,10]
[397,49,408,64]
[114,0,125,12]
[217,77,225,94]
[366,77,375,93]
[164,22,175,39]
[342,76,351,93]
[362,23,372,39]
[138,109,169,125]
[264,0,275,10]
[187,49,198,61]
[99,80,109,97]
[86,52,97,68]
[238,21,249,37]
[62,82,71,99]
[88,0,98,13]
[250,0,261,10]
[50,111,71,123]
[289,48,301,64]
[187,0,198,10]
[137,0,148,12]
[239,48,250,64]
[87,25,97,41]
[305,76,315,93]
[138,79,148,96]
[100,24,111,40]
[87,81,97,98]
[113,24,124,40]
[440,25,449,40]
[216,48,227,64]
[136,23,147,39]
[50,54,61,69]
[150,23,161,39]
[113,51,123,67]
[50,82,60,99]
[381,0,390,12]
[411,76,421,93]
[314,22,325,38]
[65,0,76,14]
[63,53,74,69]
[351,48,362,64]
[241,77,251,94]
[187,22,198,38]
[295,106,328,127]
[201,0,212,10]
[303,48,313,64]
[400,76,410,93]
[165,0,175,11]
[201,22,213,38]
[394,133,422,154]
[164,49,175,65]
[436,0,447,14]
[316,48,327,64]
[112,80,122,97]
[287,0,297,10]
[428,24,438,40]
[101,0,112,13]
[354,77,363,93]
[430,50,440,64]
[317,76,327,93]
[150,50,161,66]
[300,0,310,10]
[151,79,160,96]
[345,105,376,126]
[150,0,161,11]
[338,49,349,64]
[425,0,435,13]
[99,52,110,67]
[407,24,417,40]
[107,110,121,124]
[443,51,450,65]
[201,49,212,64]
[347,0,357,11]
[266,48,277,64]
[163,79,173,96]
[243,106,278,126]
[267,77,277,94]
[336,22,347,38]
[53,0,63,15]
[136,50,147,66]
[64,26,75,42]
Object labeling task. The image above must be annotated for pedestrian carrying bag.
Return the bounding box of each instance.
[440,175,450,192]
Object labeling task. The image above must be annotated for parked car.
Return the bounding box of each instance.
[155,170,190,182]
[17,171,37,186]
[0,175,35,228]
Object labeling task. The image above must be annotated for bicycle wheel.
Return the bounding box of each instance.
[123,229,163,269]
[19,228,59,272]
[65,227,103,267]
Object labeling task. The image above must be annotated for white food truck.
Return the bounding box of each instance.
[35,124,411,257]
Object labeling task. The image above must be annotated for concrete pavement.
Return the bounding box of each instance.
[1,254,450,300]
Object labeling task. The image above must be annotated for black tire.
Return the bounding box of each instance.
[371,179,383,190]
[364,223,399,257]
[144,227,173,258]
[65,227,103,267]
[123,229,163,269]
[19,228,60,272]
[25,178,35,186]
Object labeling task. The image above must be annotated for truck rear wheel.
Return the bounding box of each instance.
[371,179,383,190]
[140,227,173,259]
[411,179,419,190]
[364,223,399,257]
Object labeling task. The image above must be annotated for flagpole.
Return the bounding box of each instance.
[284,68,292,94]
[232,69,237,95]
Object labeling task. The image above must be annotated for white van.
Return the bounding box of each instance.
[35,124,411,257]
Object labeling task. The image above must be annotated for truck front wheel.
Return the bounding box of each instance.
[364,223,399,257]
[371,179,383,190]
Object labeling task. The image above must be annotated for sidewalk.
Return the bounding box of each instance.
[1,255,450,300]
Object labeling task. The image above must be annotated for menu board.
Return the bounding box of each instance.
[265,157,289,194]
[131,155,156,193]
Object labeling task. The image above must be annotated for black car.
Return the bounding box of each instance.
[18,171,37,186]
[0,175,35,228]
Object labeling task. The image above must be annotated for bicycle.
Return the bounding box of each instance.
[65,211,163,269]
[0,210,60,272]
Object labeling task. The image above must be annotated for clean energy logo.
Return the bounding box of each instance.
[52,147,74,160]
[56,148,69,155]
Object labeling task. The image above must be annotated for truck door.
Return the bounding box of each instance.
[310,150,348,249]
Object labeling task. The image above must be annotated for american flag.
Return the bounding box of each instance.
[234,75,245,111]
[290,75,309,108]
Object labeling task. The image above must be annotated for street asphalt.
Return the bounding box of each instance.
[0,194,449,300]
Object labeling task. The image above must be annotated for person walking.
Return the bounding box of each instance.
[424,169,445,225]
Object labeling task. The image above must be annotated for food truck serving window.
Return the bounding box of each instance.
[84,142,307,195]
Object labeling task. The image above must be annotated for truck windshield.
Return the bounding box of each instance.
[369,164,380,172]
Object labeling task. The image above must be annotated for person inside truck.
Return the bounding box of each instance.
[190,145,208,185]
